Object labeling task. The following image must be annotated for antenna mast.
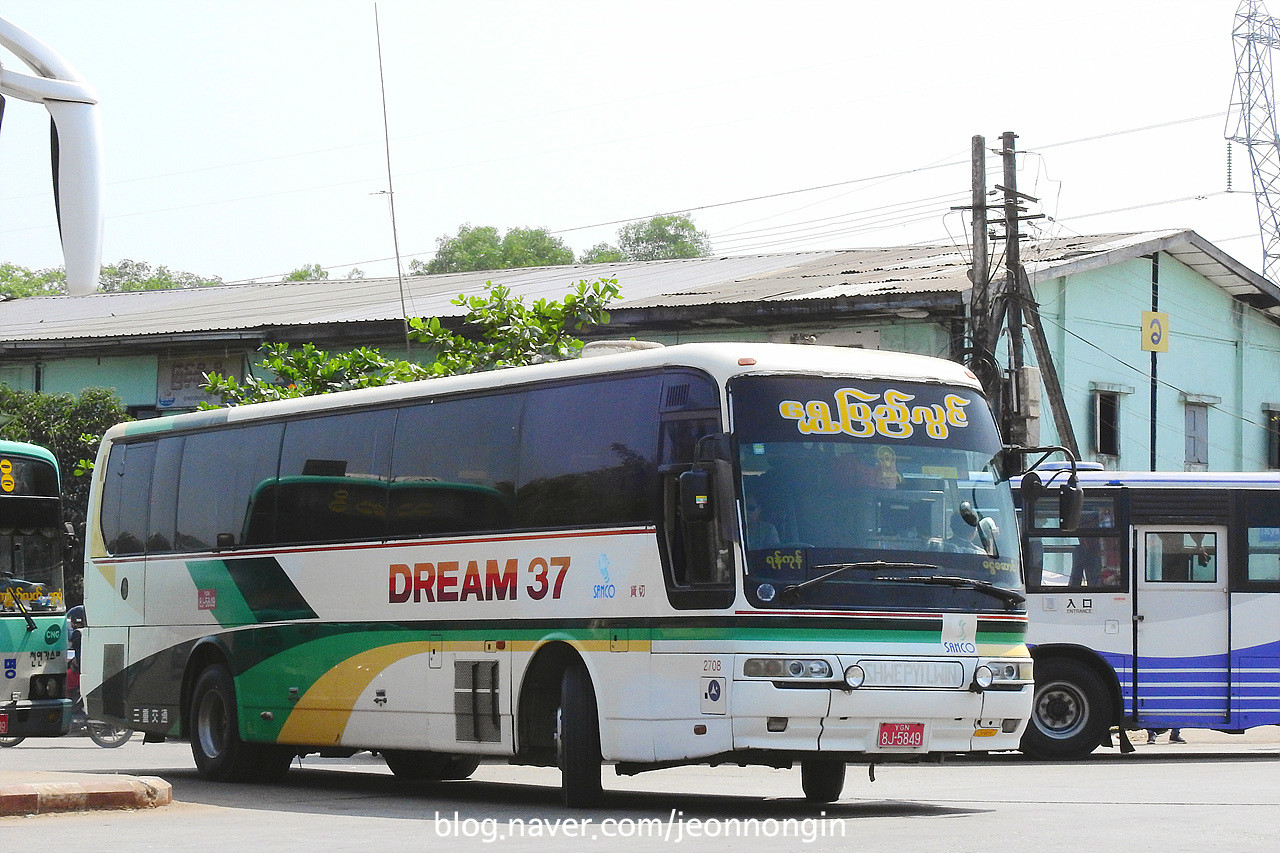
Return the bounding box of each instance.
[374,3,412,350]
[1227,0,1280,282]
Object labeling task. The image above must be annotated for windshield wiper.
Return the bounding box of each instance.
[779,561,942,601]
[2,572,39,632]
[874,574,1026,606]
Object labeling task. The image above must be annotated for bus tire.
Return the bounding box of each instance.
[557,661,603,808]
[800,758,846,802]
[0,735,25,747]
[383,750,480,781]
[1021,657,1111,759]
[190,663,289,782]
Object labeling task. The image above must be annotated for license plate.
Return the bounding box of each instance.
[0,713,8,735]
[878,722,924,748]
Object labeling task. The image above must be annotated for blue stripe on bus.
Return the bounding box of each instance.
[1091,643,1280,727]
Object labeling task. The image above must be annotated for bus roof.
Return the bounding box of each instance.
[1019,469,1280,490]
[0,439,59,471]
[105,342,987,442]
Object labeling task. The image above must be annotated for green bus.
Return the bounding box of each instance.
[1,440,72,742]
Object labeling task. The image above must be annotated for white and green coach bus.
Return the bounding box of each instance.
[81,342,1048,806]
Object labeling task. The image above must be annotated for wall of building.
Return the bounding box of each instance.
[1033,253,1280,472]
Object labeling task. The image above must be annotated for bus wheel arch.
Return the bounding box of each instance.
[1022,648,1119,759]
[183,643,293,782]
[181,639,233,741]
[515,641,584,765]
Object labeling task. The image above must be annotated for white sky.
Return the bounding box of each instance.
[0,0,1266,284]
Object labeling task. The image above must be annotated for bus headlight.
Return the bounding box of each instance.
[843,664,865,689]
[971,665,994,691]
[976,659,1033,688]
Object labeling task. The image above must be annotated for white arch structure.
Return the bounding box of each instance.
[0,17,103,295]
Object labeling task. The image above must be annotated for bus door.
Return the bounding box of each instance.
[1133,525,1230,725]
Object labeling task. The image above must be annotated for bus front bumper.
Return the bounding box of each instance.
[0,698,74,738]
[729,681,1030,755]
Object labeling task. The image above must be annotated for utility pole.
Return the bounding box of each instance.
[1001,132,1031,448]
[964,131,1080,461]
[966,135,999,405]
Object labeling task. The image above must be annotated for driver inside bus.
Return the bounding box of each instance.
[745,496,780,549]
[945,510,996,555]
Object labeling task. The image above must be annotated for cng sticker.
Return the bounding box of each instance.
[700,676,726,715]
[1,458,12,492]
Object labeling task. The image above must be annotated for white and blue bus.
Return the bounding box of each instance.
[81,342,1067,805]
[1017,469,1280,758]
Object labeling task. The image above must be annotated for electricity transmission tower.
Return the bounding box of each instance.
[1227,0,1280,282]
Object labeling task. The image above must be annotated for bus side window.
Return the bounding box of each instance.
[1145,532,1217,583]
[1025,538,1044,587]
[101,442,154,556]
[176,423,284,551]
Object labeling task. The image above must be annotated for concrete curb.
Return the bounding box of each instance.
[0,774,172,817]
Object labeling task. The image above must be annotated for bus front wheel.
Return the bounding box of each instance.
[556,661,603,808]
[1021,657,1111,759]
[800,758,846,802]
[190,663,292,782]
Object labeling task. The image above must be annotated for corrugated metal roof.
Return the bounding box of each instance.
[0,229,1273,347]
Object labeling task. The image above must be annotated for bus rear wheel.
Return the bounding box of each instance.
[190,663,293,782]
[556,661,603,808]
[800,758,846,802]
[1021,657,1110,759]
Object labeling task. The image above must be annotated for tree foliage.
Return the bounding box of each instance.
[409,278,619,375]
[0,263,65,298]
[99,259,222,291]
[0,260,221,297]
[578,242,627,264]
[202,344,430,406]
[0,386,130,604]
[422,224,575,274]
[616,213,712,261]
[282,263,329,282]
[201,278,619,404]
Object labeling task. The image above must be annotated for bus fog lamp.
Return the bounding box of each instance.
[843,664,865,688]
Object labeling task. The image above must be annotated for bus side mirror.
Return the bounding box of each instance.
[1059,474,1083,532]
[679,469,713,522]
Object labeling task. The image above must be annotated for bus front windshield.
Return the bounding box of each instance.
[730,375,1022,611]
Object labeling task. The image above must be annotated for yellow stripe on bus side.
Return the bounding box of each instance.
[277,641,432,745]
[274,636,653,746]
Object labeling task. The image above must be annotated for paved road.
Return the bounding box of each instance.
[2,729,1277,851]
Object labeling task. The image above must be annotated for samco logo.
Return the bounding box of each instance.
[779,387,971,440]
